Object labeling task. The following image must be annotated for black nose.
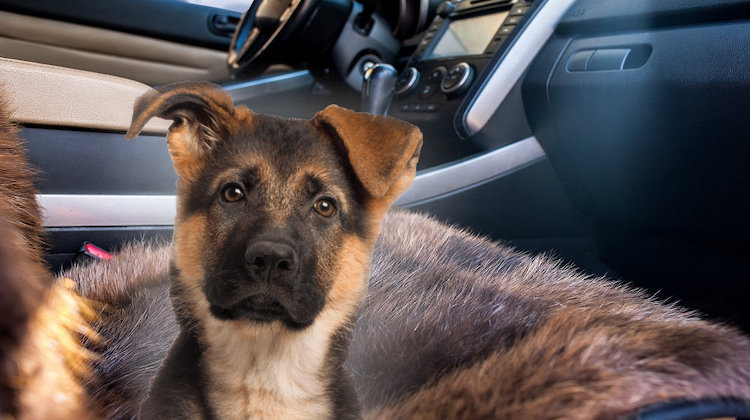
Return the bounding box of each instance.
[244,240,298,281]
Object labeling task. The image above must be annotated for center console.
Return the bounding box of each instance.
[390,0,535,167]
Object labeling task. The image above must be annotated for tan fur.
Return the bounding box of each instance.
[126,81,255,182]
[363,154,419,234]
[0,207,98,420]
[327,236,370,316]
[0,97,46,267]
[0,88,99,419]
[312,106,422,199]
[14,280,98,420]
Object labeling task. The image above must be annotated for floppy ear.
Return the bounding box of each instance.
[312,105,422,200]
[125,81,238,179]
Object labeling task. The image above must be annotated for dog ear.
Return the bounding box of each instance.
[125,81,237,179]
[313,105,423,200]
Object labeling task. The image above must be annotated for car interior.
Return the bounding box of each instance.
[0,0,749,417]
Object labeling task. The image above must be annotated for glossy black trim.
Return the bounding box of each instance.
[23,127,177,195]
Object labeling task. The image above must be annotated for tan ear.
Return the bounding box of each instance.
[125,81,238,179]
[313,105,422,200]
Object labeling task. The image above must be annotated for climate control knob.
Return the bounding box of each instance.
[440,62,474,95]
[395,67,420,96]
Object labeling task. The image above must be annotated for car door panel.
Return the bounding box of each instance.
[0,0,238,49]
[0,10,232,85]
[522,0,750,328]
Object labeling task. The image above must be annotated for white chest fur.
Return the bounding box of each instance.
[202,313,340,419]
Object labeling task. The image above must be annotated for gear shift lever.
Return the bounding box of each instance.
[361,63,398,115]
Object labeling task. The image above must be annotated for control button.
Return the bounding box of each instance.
[395,67,420,96]
[426,66,447,82]
[442,73,460,90]
[566,50,594,72]
[398,103,441,113]
[418,83,438,98]
[497,25,516,37]
[504,15,523,25]
[510,5,529,16]
[441,62,474,95]
[485,39,503,55]
[441,66,465,90]
[587,48,631,71]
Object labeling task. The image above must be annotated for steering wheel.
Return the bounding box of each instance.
[228,0,322,74]
[227,0,404,90]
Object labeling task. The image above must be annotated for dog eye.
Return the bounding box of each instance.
[221,184,245,203]
[313,198,336,217]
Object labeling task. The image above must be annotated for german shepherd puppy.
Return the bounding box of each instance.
[123,82,422,418]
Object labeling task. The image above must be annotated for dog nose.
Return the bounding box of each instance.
[244,241,298,281]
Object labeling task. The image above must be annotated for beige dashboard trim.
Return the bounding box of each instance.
[0,57,171,133]
[0,10,230,85]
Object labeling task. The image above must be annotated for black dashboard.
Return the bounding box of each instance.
[389,0,535,167]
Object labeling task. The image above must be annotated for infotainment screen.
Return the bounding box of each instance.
[428,12,508,59]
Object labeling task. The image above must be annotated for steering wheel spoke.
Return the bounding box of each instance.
[228,0,308,74]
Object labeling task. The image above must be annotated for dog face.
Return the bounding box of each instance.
[173,116,370,329]
[126,82,422,331]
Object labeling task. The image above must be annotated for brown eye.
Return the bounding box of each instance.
[222,184,245,203]
[313,198,336,217]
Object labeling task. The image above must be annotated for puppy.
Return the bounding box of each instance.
[123,82,422,418]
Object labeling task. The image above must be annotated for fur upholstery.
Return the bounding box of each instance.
[65,242,175,419]
[0,90,97,419]
[0,92,48,416]
[354,210,750,418]
[62,210,750,419]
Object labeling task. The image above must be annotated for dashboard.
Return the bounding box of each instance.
[389,0,536,167]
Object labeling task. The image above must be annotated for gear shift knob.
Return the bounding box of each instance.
[361,63,398,115]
